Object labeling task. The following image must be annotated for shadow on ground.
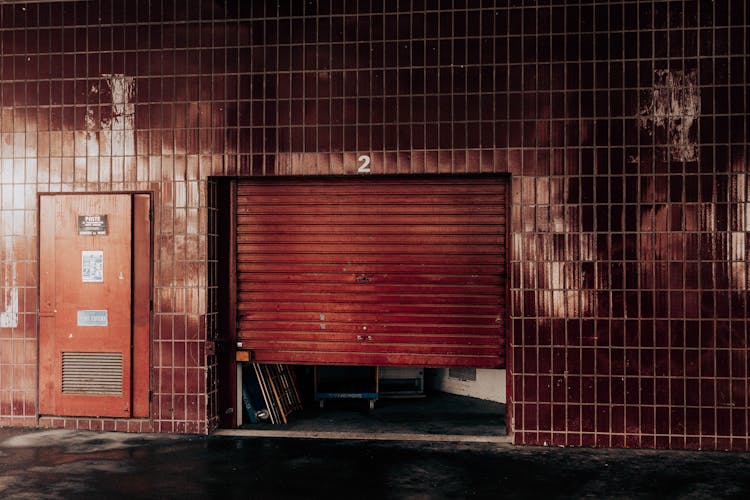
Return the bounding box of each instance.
[243,391,507,437]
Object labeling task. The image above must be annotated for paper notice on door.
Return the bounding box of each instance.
[82,251,104,282]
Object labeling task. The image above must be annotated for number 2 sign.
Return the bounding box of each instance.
[357,155,371,173]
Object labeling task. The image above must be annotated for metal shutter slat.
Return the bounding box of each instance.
[236,176,507,368]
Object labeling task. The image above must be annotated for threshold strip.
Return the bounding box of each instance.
[214,429,511,443]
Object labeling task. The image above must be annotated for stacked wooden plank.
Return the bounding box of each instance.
[252,363,302,424]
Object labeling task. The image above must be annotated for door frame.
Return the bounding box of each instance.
[37,191,153,419]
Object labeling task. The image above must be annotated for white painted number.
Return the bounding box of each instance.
[357,155,371,173]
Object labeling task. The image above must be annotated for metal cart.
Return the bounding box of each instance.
[314,365,379,411]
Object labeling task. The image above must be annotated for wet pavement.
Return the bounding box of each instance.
[0,428,749,499]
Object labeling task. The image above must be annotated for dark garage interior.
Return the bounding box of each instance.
[237,365,507,438]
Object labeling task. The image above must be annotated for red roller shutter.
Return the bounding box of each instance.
[235,175,508,368]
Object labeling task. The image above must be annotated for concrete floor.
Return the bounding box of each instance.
[0,428,749,499]
[238,391,507,441]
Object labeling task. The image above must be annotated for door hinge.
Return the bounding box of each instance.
[148,390,153,402]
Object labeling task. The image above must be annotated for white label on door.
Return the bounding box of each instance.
[77,310,108,326]
[82,251,104,283]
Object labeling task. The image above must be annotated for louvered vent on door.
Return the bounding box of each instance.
[62,352,123,395]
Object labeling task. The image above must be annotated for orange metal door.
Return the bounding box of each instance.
[235,176,508,368]
[39,194,142,417]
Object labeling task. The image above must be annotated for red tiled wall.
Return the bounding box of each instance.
[500,1,749,451]
[0,1,748,448]
[0,1,227,433]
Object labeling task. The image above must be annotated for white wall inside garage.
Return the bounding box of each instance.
[429,368,506,403]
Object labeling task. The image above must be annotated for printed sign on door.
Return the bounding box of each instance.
[81,251,104,283]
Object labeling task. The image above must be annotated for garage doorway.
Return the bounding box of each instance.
[216,175,509,438]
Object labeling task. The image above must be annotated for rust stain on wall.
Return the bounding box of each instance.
[102,74,136,157]
[640,69,700,162]
[0,235,18,328]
